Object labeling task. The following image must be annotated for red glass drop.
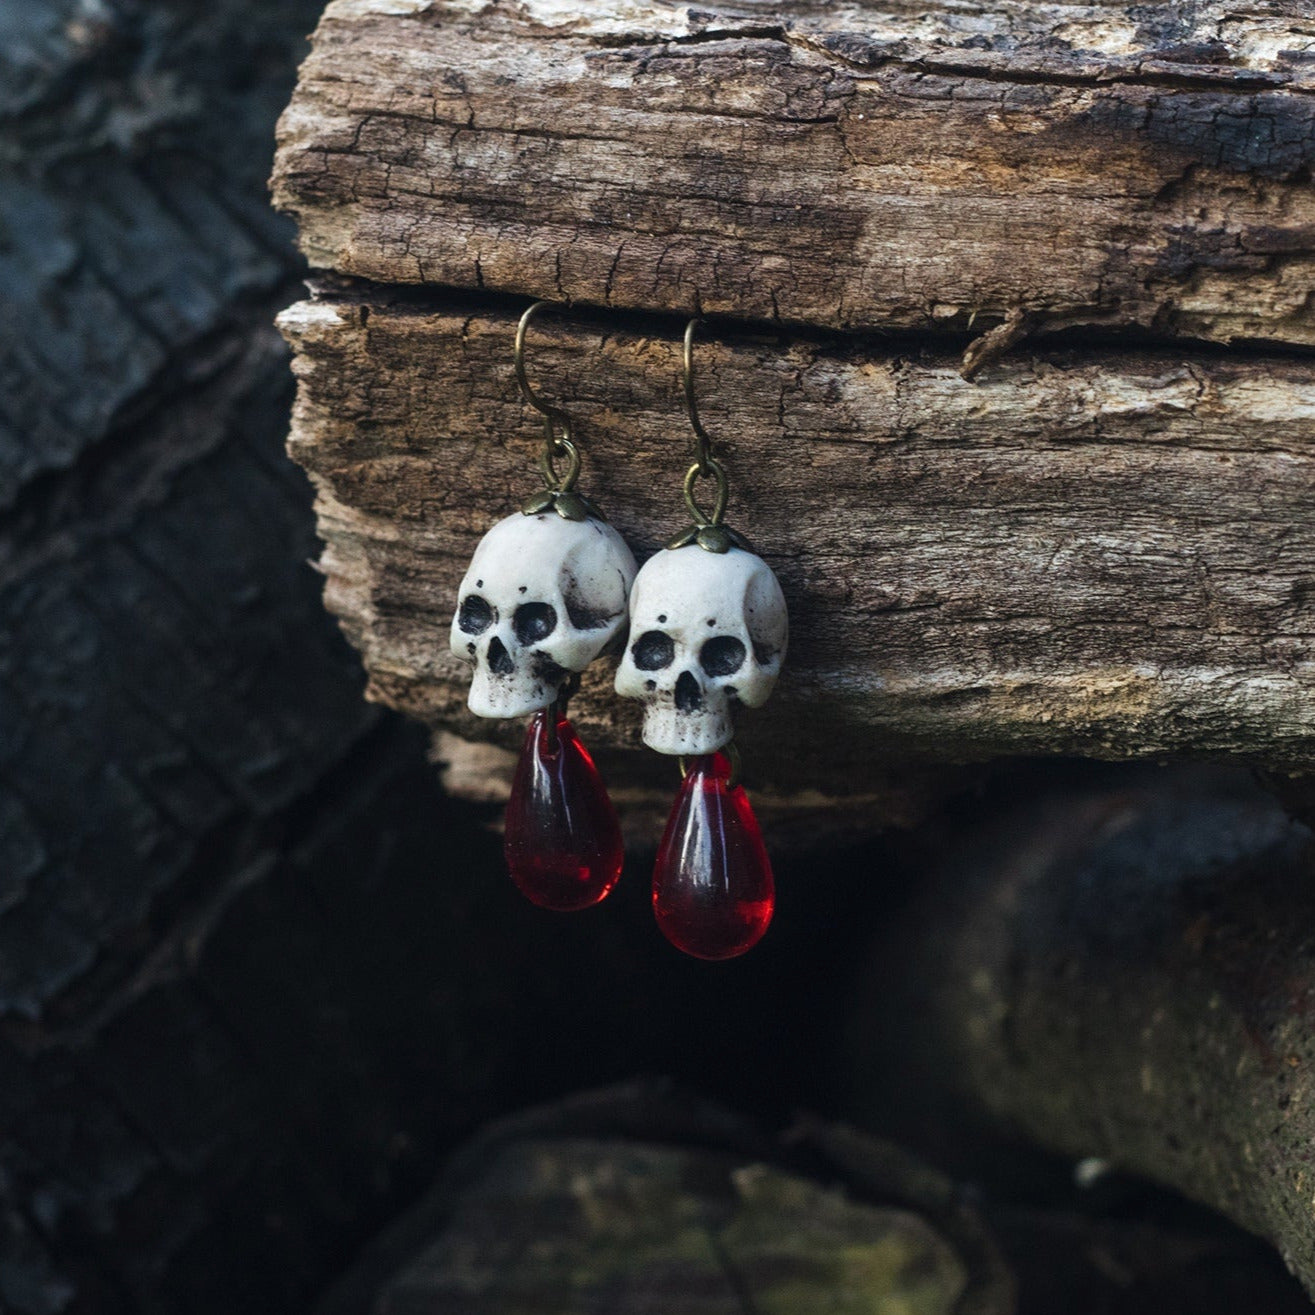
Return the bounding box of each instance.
[504,710,624,911]
[652,753,775,960]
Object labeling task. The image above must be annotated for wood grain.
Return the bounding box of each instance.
[280,293,1315,786]
[272,0,1315,346]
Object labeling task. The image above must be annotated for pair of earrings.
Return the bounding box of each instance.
[450,303,788,960]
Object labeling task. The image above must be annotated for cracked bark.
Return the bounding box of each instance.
[273,0,1315,344]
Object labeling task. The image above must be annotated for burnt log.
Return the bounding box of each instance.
[0,4,662,1312]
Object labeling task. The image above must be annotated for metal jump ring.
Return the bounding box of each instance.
[539,432,582,493]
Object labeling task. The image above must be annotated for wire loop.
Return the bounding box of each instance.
[682,457,729,528]
[539,434,581,492]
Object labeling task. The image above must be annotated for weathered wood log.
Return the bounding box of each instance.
[280,294,1315,790]
[273,0,1315,347]
[843,767,1315,1294]
[271,0,1315,797]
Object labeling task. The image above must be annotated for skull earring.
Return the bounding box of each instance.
[451,303,637,911]
[616,320,788,960]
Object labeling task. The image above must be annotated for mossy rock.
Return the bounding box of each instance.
[376,1138,968,1315]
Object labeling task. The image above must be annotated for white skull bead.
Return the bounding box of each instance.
[451,512,637,718]
[615,544,787,755]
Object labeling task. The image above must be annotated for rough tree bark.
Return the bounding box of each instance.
[274,0,1315,346]
[844,768,1315,1296]
[271,0,1315,801]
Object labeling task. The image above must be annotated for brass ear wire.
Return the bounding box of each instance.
[683,317,717,475]
[671,318,748,553]
[513,301,603,521]
[514,300,582,498]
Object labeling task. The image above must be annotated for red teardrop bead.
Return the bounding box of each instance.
[503,710,624,911]
[652,753,775,960]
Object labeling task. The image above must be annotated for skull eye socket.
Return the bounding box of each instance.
[699,636,746,677]
[458,595,494,635]
[632,631,675,671]
[513,602,557,645]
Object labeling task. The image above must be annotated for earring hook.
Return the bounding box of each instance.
[514,300,581,494]
[674,317,736,550]
[683,317,715,475]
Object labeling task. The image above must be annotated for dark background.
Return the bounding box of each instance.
[0,3,1310,1311]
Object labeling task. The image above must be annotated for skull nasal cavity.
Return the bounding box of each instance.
[700,635,746,677]
[458,594,493,635]
[513,602,557,645]
[632,630,675,671]
[675,670,703,713]
[487,636,515,676]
